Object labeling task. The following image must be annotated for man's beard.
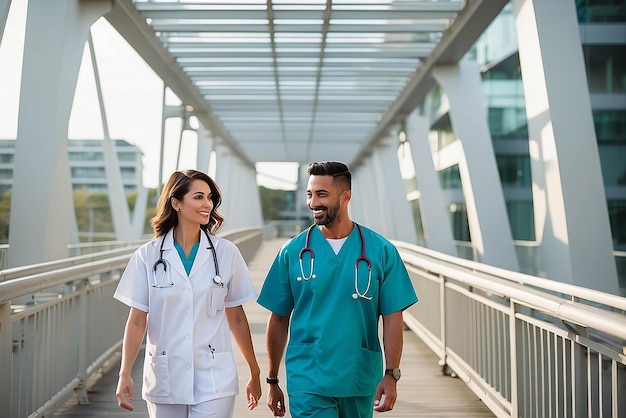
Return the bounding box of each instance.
[311,200,340,226]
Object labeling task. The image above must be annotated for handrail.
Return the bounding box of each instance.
[399,251,626,339]
[395,241,626,311]
[0,227,263,418]
[394,240,626,418]
[0,247,139,283]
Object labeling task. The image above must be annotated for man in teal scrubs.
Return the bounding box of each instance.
[258,161,418,417]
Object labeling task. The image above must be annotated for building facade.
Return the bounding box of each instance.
[410,1,625,253]
[0,139,144,196]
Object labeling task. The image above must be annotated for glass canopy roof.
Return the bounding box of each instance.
[124,0,498,166]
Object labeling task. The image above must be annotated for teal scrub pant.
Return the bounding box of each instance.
[288,393,376,418]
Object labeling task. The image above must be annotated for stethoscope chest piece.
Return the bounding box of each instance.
[212,275,224,287]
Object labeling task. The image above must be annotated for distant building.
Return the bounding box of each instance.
[0,139,144,196]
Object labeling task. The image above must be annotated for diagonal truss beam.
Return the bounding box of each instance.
[104,0,255,169]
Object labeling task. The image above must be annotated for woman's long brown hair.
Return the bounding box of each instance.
[151,170,224,237]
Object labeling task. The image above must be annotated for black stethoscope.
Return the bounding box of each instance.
[152,229,222,288]
[297,223,373,300]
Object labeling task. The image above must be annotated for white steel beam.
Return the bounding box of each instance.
[87,33,135,241]
[377,134,418,243]
[406,111,457,256]
[104,0,254,169]
[433,61,518,271]
[350,0,509,168]
[8,0,111,267]
[513,0,619,293]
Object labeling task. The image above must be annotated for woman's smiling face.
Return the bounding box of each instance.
[173,179,214,226]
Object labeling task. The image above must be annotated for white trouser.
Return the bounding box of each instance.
[146,396,236,418]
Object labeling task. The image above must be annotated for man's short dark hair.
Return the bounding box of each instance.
[307,161,351,190]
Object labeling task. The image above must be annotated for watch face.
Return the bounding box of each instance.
[386,368,401,381]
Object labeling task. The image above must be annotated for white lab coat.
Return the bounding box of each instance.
[114,229,257,405]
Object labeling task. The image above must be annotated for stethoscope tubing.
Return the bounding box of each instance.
[152,229,221,287]
[297,223,373,300]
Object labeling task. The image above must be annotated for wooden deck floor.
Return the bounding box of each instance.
[54,238,494,418]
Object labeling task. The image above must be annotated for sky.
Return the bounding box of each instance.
[0,2,299,190]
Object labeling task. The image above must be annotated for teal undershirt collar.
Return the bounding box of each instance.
[174,241,199,275]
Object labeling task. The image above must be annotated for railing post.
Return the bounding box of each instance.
[509,301,519,418]
[439,274,448,372]
[572,341,588,417]
[0,301,13,417]
[74,279,90,405]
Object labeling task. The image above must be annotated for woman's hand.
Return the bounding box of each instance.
[245,375,262,410]
[115,374,135,411]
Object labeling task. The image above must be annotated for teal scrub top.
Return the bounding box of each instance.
[257,224,418,397]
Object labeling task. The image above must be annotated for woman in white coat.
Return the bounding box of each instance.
[114,169,262,418]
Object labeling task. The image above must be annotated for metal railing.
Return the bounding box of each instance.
[2,229,624,418]
[396,241,626,418]
[0,228,263,418]
[0,240,150,273]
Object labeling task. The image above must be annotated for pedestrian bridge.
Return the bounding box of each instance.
[2,227,625,418]
[2,1,626,416]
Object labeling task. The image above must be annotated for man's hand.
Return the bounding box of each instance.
[267,383,286,416]
[373,377,397,412]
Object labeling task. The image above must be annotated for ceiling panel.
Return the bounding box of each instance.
[113,0,506,167]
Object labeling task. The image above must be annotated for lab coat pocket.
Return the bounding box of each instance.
[144,353,170,397]
[208,286,227,317]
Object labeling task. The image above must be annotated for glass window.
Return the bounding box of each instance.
[488,107,528,140]
[608,200,626,250]
[507,201,535,241]
[583,45,626,93]
[71,167,106,179]
[439,165,462,189]
[117,152,137,162]
[497,155,531,187]
[0,169,13,179]
[577,0,626,23]
[598,145,626,186]
[0,154,14,163]
[449,202,470,242]
[69,151,103,162]
[120,167,136,180]
[429,114,456,152]
[594,110,626,143]
[409,199,426,245]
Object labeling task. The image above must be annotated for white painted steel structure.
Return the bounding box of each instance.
[1,0,619,296]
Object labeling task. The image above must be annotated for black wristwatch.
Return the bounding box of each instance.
[385,368,401,382]
[266,377,279,385]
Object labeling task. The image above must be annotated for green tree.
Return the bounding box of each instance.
[0,191,11,243]
[259,186,290,221]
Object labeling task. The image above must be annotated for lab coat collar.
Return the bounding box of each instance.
[188,229,217,279]
[161,229,188,279]
[160,228,220,280]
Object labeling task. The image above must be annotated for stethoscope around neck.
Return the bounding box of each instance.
[152,229,222,288]
[297,223,373,300]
